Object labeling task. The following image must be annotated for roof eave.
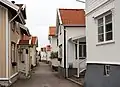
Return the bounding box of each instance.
[1,0,19,11]
[63,24,86,27]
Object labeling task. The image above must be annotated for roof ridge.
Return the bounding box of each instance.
[59,8,84,10]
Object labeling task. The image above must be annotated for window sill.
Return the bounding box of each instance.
[96,40,115,46]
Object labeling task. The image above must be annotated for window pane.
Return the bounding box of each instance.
[79,45,82,57]
[98,18,103,26]
[105,14,112,23]
[106,32,113,41]
[98,26,104,34]
[83,45,86,57]
[75,44,77,59]
[98,34,104,42]
[106,23,112,32]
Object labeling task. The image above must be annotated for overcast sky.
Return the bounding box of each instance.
[9,0,85,50]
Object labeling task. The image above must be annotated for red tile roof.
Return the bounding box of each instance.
[18,35,30,45]
[49,26,56,36]
[59,9,85,25]
[31,36,37,45]
[19,40,29,45]
[18,35,38,45]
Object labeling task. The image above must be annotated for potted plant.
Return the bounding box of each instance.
[50,51,58,59]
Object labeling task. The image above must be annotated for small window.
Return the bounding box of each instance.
[104,65,110,76]
[26,49,28,54]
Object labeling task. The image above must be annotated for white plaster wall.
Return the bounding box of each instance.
[86,0,120,64]
[58,25,65,67]
[66,27,85,68]
[30,46,36,66]
[51,37,58,52]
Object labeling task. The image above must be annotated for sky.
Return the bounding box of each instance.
[9,0,85,50]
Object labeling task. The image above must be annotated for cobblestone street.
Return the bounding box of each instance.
[11,62,80,87]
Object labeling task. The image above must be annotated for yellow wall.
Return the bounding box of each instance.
[0,7,7,78]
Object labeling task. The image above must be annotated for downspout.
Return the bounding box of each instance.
[7,9,21,84]
[64,27,67,78]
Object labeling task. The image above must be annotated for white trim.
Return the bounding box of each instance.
[96,40,115,46]
[1,0,19,11]
[71,35,85,41]
[0,72,18,80]
[5,8,9,78]
[87,61,120,65]
[57,9,62,24]
[9,72,18,79]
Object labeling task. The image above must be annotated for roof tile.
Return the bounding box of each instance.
[59,9,85,25]
[49,26,56,36]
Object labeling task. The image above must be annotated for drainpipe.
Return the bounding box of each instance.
[64,28,67,78]
[7,9,21,84]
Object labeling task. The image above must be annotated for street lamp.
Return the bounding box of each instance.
[76,0,85,3]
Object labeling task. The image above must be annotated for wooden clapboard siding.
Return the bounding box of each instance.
[0,7,6,78]
[10,21,21,76]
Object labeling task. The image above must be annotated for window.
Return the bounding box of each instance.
[75,42,86,59]
[97,13,113,43]
[11,42,16,62]
[79,42,86,59]
[104,65,110,76]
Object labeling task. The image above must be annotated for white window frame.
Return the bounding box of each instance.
[96,11,115,45]
[75,41,86,59]
[79,43,86,59]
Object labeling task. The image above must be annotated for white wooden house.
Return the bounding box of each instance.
[85,0,120,87]
[56,9,86,77]
[30,36,38,67]
[0,0,30,86]
[48,26,59,68]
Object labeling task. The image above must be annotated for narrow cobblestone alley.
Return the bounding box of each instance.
[11,62,80,87]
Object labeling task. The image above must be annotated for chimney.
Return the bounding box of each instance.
[11,1,15,4]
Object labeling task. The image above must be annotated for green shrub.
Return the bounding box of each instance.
[50,51,58,59]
